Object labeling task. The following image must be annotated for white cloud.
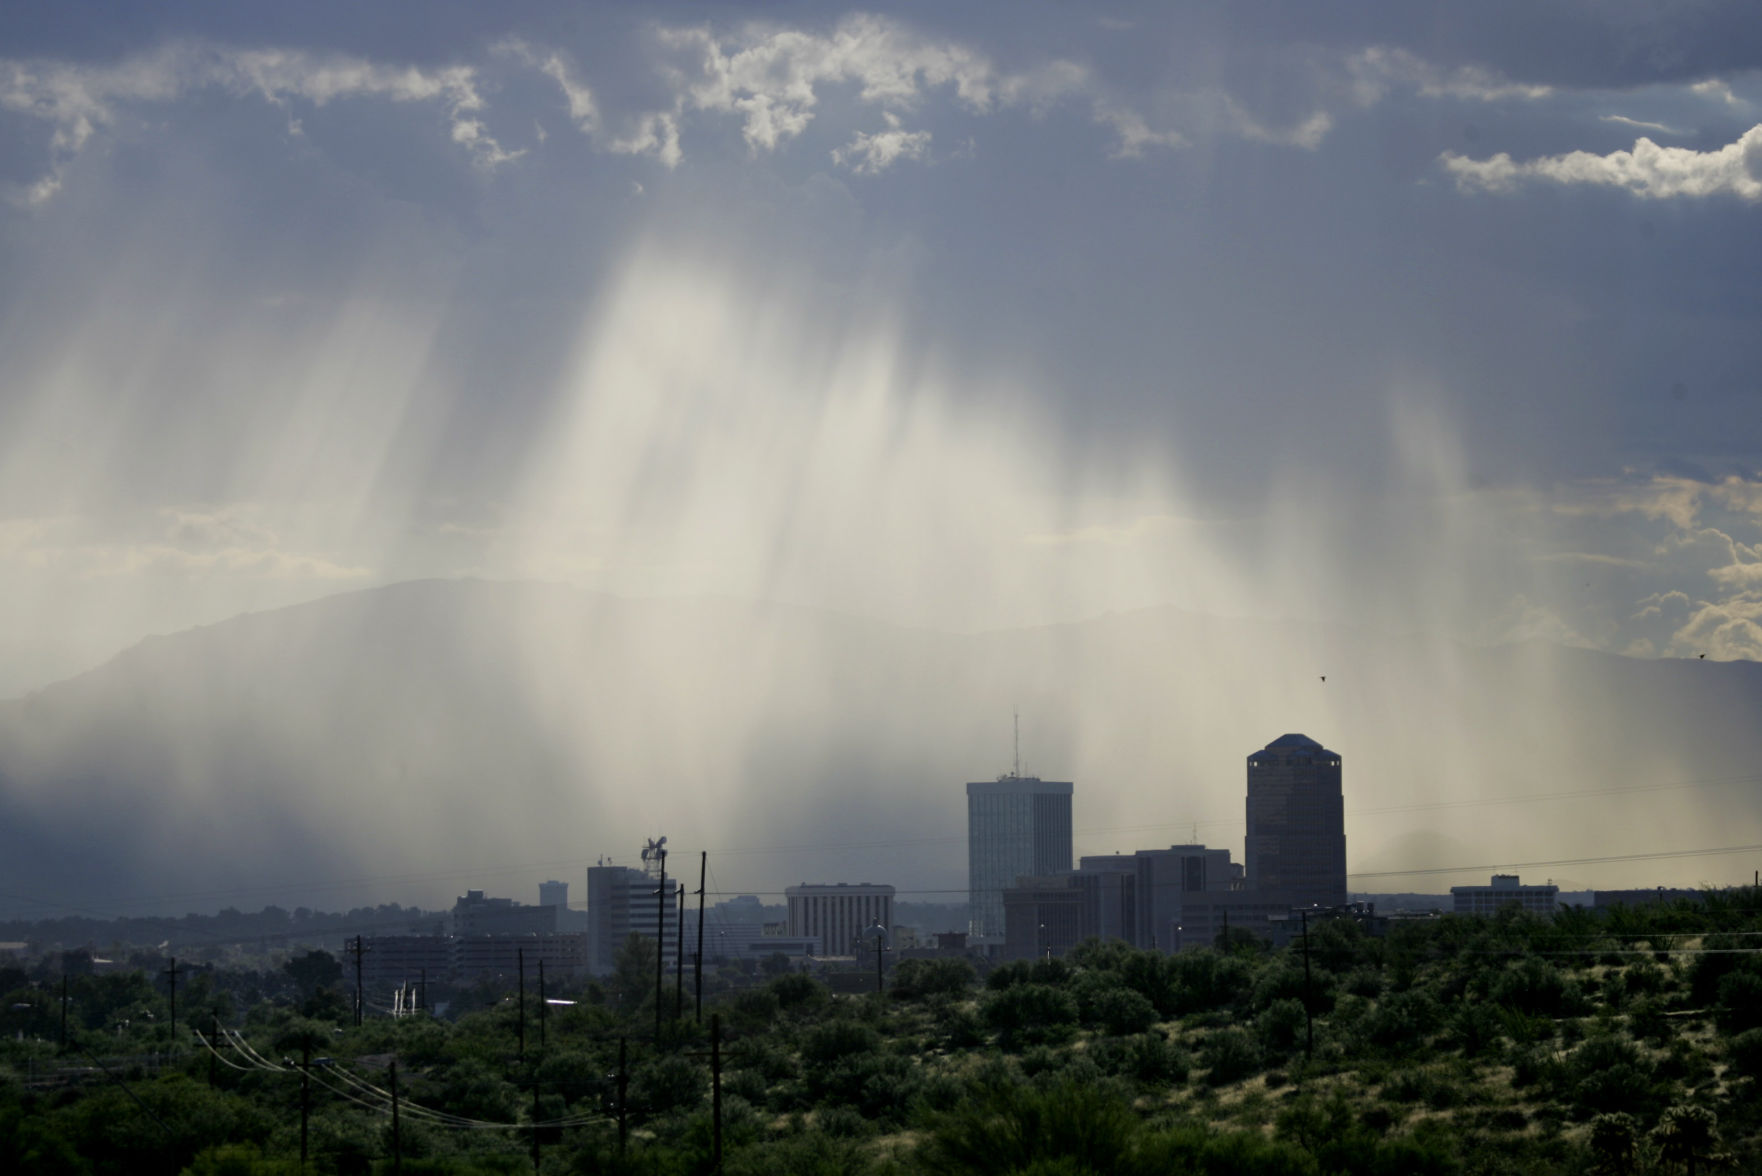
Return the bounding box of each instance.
[1092,103,1184,157]
[1692,78,1742,107]
[831,112,931,175]
[607,111,682,169]
[1601,114,1678,135]
[0,42,518,203]
[1226,98,1333,150]
[1347,46,1552,106]
[1664,591,1762,660]
[655,14,1000,155]
[1442,124,1762,200]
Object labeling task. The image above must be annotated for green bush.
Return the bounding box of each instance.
[1715,968,1762,1033]
[982,983,1079,1048]
[916,1080,1139,1176]
[1257,998,1308,1056]
[891,958,976,1001]
[1092,986,1159,1037]
[768,973,828,1011]
[630,1054,706,1119]
[1169,951,1253,1016]
[1726,1027,1762,1082]
[1202,1027,1262,1086]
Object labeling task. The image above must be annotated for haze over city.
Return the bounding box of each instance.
[3,1,1761,918]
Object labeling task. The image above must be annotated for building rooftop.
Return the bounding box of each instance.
[967,776,1074,795]
[1252,733,1340,759]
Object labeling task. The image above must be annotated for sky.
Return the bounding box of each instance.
[1,2,1761,906]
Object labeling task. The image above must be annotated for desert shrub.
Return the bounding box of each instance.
[1569,1036,1657,1118]
[1687,935,1747,1005]
[1342,968,1385,999]
[1169,951,1253,1016]
[1588,1112,1639,1174]
[1714,968,1762,1033]
[768,972,829,1010]
[982,983,1079,1048]
[1626,996,1672,1043]
[1448,1001,1504,1058]
[1364,988,1440,1048]
[1258,998,1308,1056]
[1117,950,1180,1016]
[1092,986,1159,1036]
[630,1054,706,1119]
[1725,1028,1762,1082]
[937,1002,986,1049]
[891,958,976,1001]
[915,1080,1139,1176]
[1492,958,1587,1018]
[1509,1045,1564,1090]
[728,987,780,1031]
[722,1067,768,1106]
[729,1035,795,1083]
[1090,1032,1189,1087]
[1203,1026,1263,1086]
[799,1019,879,1066]
[1139,1123,1321,1176]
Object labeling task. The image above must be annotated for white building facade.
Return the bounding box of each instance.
[786,883,895,956]
[1450,874,1558,916]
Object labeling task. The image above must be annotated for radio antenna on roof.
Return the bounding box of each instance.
[1013,709,1021,779]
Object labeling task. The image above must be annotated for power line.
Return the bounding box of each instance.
[1347,843,1762,881]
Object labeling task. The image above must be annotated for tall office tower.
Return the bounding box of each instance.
[967,775,1074,941]
[586,856,682,976]
[1244,734,1347,908]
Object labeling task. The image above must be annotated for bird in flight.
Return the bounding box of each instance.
[1319,675,1326,683]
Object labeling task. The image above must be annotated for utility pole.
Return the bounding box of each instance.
[655,850,667,1041]
[1299,909,1314,1060]
[209,1011,219,1088]
[389,1060,403,1176]
[517,949,526,1064]
[538,959,547,1052]
[695,851,707,1024]
[674,882,686,1021]
[161,957,182,1044]
[59,975,68,1053]
[348,937,366,1028]
[419,968,426,1014]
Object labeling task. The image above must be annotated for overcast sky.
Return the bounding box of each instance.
[3,0,1761,698]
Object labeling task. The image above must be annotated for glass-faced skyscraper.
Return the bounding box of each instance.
[967,775,1073,941]
[1244,734,1347,908]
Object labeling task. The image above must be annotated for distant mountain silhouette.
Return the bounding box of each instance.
[2,579,1759,917]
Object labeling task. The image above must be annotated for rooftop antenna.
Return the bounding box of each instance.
[1013,709,1021,779]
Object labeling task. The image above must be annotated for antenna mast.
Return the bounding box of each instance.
[1013,709,1020,779]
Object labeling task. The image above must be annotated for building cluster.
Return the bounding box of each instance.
[982,733,1355,961]
[353,729,1632,992]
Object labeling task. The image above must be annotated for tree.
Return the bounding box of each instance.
[281,950,341,999]
[609,932,658,1013]
[1589,1113,1638,1175]
[1652,1105,1720,1176]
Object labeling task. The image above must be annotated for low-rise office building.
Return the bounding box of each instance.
[1450,875,1558,916]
